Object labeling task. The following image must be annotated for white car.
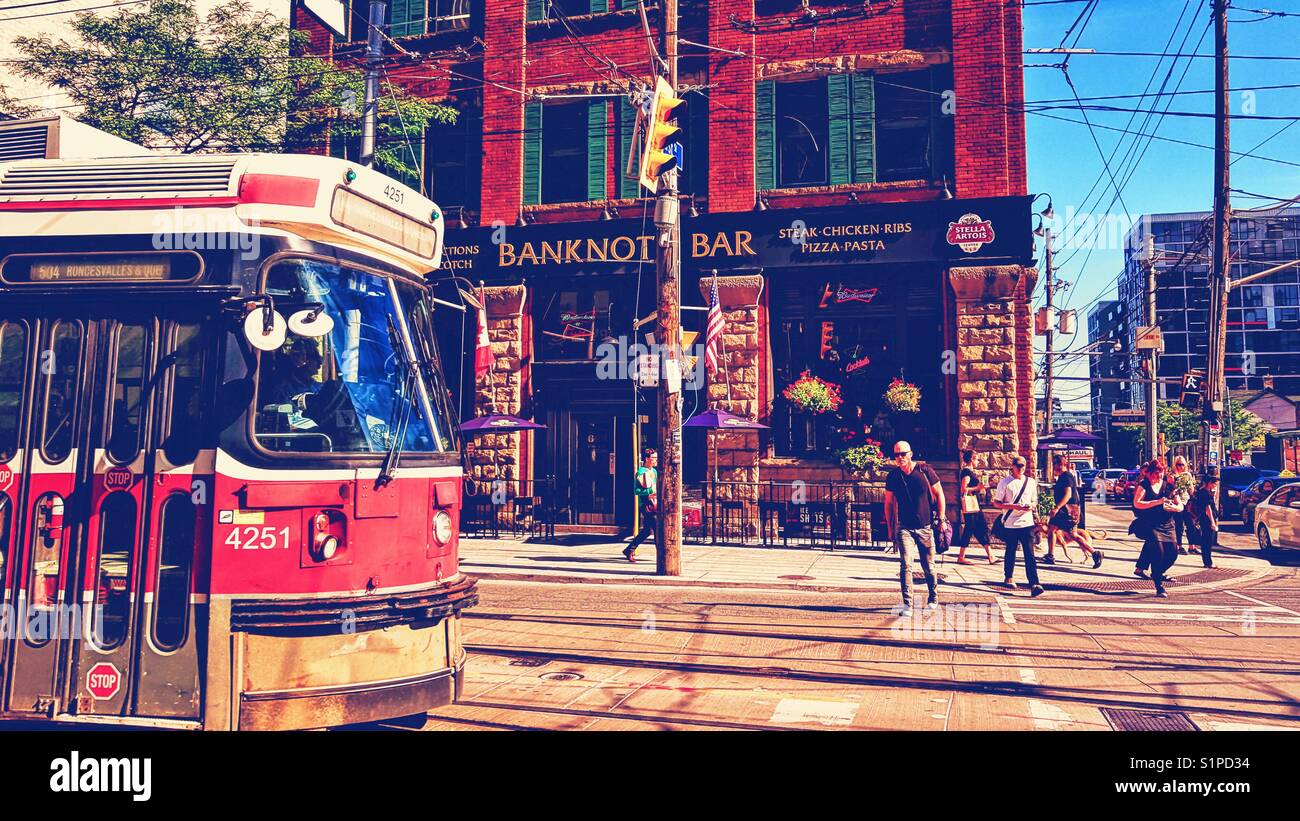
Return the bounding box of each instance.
[1254,484,1300,552]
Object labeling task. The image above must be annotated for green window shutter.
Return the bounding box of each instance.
[527,0,545,22]
[755,80,776,192]
[587,99,608,201]
[523,101,543,206]
[619,97,639,199]
[850,72,876,184]
[619,0,638,8]
[827,74,851,185]
[590,0,609,13]
[390,0,422,38]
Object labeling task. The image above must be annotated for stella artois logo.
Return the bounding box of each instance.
[946,213,996,253]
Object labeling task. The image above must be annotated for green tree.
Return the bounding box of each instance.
[1121,400,1271,458]
[9,0,454,182]
[0,84,38,120]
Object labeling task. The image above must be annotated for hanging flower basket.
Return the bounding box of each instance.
[884,378,921,414]
[782,371,843,415]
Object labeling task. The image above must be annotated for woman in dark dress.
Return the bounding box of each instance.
[954,449,996,565]
[1132,460,1184,598]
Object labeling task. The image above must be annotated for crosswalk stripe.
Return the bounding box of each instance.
[1006,607,1300,623]
[1008,599,1289,612]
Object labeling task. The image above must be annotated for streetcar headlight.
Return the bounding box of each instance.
[432,510,453,545]
[317,535,339,560]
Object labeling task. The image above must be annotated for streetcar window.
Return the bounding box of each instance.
[0,322,26,462]
[0,494,11,589]
[26,492,64,646]
[162,324,206,466]
[152,493,195,652]
[254,258,449,454]
[92,491,136,651]
[42,321,82,463]
[107,324,146,464]
[403,294,461,452]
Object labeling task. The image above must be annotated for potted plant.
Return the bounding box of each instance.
[883,377,921,414]
[782,371,843,415]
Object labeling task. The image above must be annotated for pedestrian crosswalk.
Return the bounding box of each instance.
[1002,595,1300,625]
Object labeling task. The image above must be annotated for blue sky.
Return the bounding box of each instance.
[1023,0,1300,408]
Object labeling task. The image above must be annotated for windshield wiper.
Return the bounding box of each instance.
[377,316,415,488]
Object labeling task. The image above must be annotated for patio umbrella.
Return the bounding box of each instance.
[684,410,768,482]
[683,409,770,430]
[1037,428,1102,447]
[459,413,546,433]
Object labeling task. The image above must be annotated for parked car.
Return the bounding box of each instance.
[1221,465,1279,519]
[1099,468,1127,495]
[1254,484,1300,552]
[1078,468,1098,487]
[1115,469,1143,502]
[1242,476,1300,530]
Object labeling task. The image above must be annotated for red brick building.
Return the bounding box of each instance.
[296,0,1038,533]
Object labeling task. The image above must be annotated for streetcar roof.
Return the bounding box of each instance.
[0,152,444,276]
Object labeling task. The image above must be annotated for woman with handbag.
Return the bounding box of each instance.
[993,455,1044,596]
[1047,452,1104,568]
[623,448,659,563]
[953,450,996,565]
[1131,460,1184,597]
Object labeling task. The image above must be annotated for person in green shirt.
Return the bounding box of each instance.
[624,448,659,563]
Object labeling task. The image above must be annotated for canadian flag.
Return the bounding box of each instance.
[474,296,491,379]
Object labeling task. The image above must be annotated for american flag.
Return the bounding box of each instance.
[704,277,724,375]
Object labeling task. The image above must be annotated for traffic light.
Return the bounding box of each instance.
[819,322,835,360]
[639,76,685,193]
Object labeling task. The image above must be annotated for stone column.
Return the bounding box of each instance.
[949,265,1038,482]
[698,276,764,512]
[467,285,528,487]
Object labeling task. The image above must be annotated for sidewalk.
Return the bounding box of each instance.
[460,504,1275,595]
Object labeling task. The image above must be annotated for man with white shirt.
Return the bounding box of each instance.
[993,455,1044,596]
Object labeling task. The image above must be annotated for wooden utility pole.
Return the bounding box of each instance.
[1203,0,1230,471]
[1042,227,1055,481]
[654,0,682,575]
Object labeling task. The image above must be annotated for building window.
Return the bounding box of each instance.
[756,66,954,191]
[875,68,953,182]
[775,79,830,187]
[524,100,608,205]
[770,275,945,458]
[527,0,616,22]
[425,98,481,209]
[350,0,476,39]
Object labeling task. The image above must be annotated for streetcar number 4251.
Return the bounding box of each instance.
[225,526,291,550]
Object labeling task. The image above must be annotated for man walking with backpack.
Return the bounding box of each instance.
[884,440,946,616]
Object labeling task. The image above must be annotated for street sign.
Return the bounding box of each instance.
[85,662,121,700]
[1135,325,1164,351]
[636,354,659,387]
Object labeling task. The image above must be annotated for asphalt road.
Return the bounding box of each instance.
[401,570,1300,731]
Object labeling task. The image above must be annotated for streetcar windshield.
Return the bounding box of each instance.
[254,258,454,454]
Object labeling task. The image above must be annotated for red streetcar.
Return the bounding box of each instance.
[0,153,475,729]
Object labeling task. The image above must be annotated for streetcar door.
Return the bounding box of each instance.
[68,317,210,721]
[2,316,91,715]
[2,312,210,721]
